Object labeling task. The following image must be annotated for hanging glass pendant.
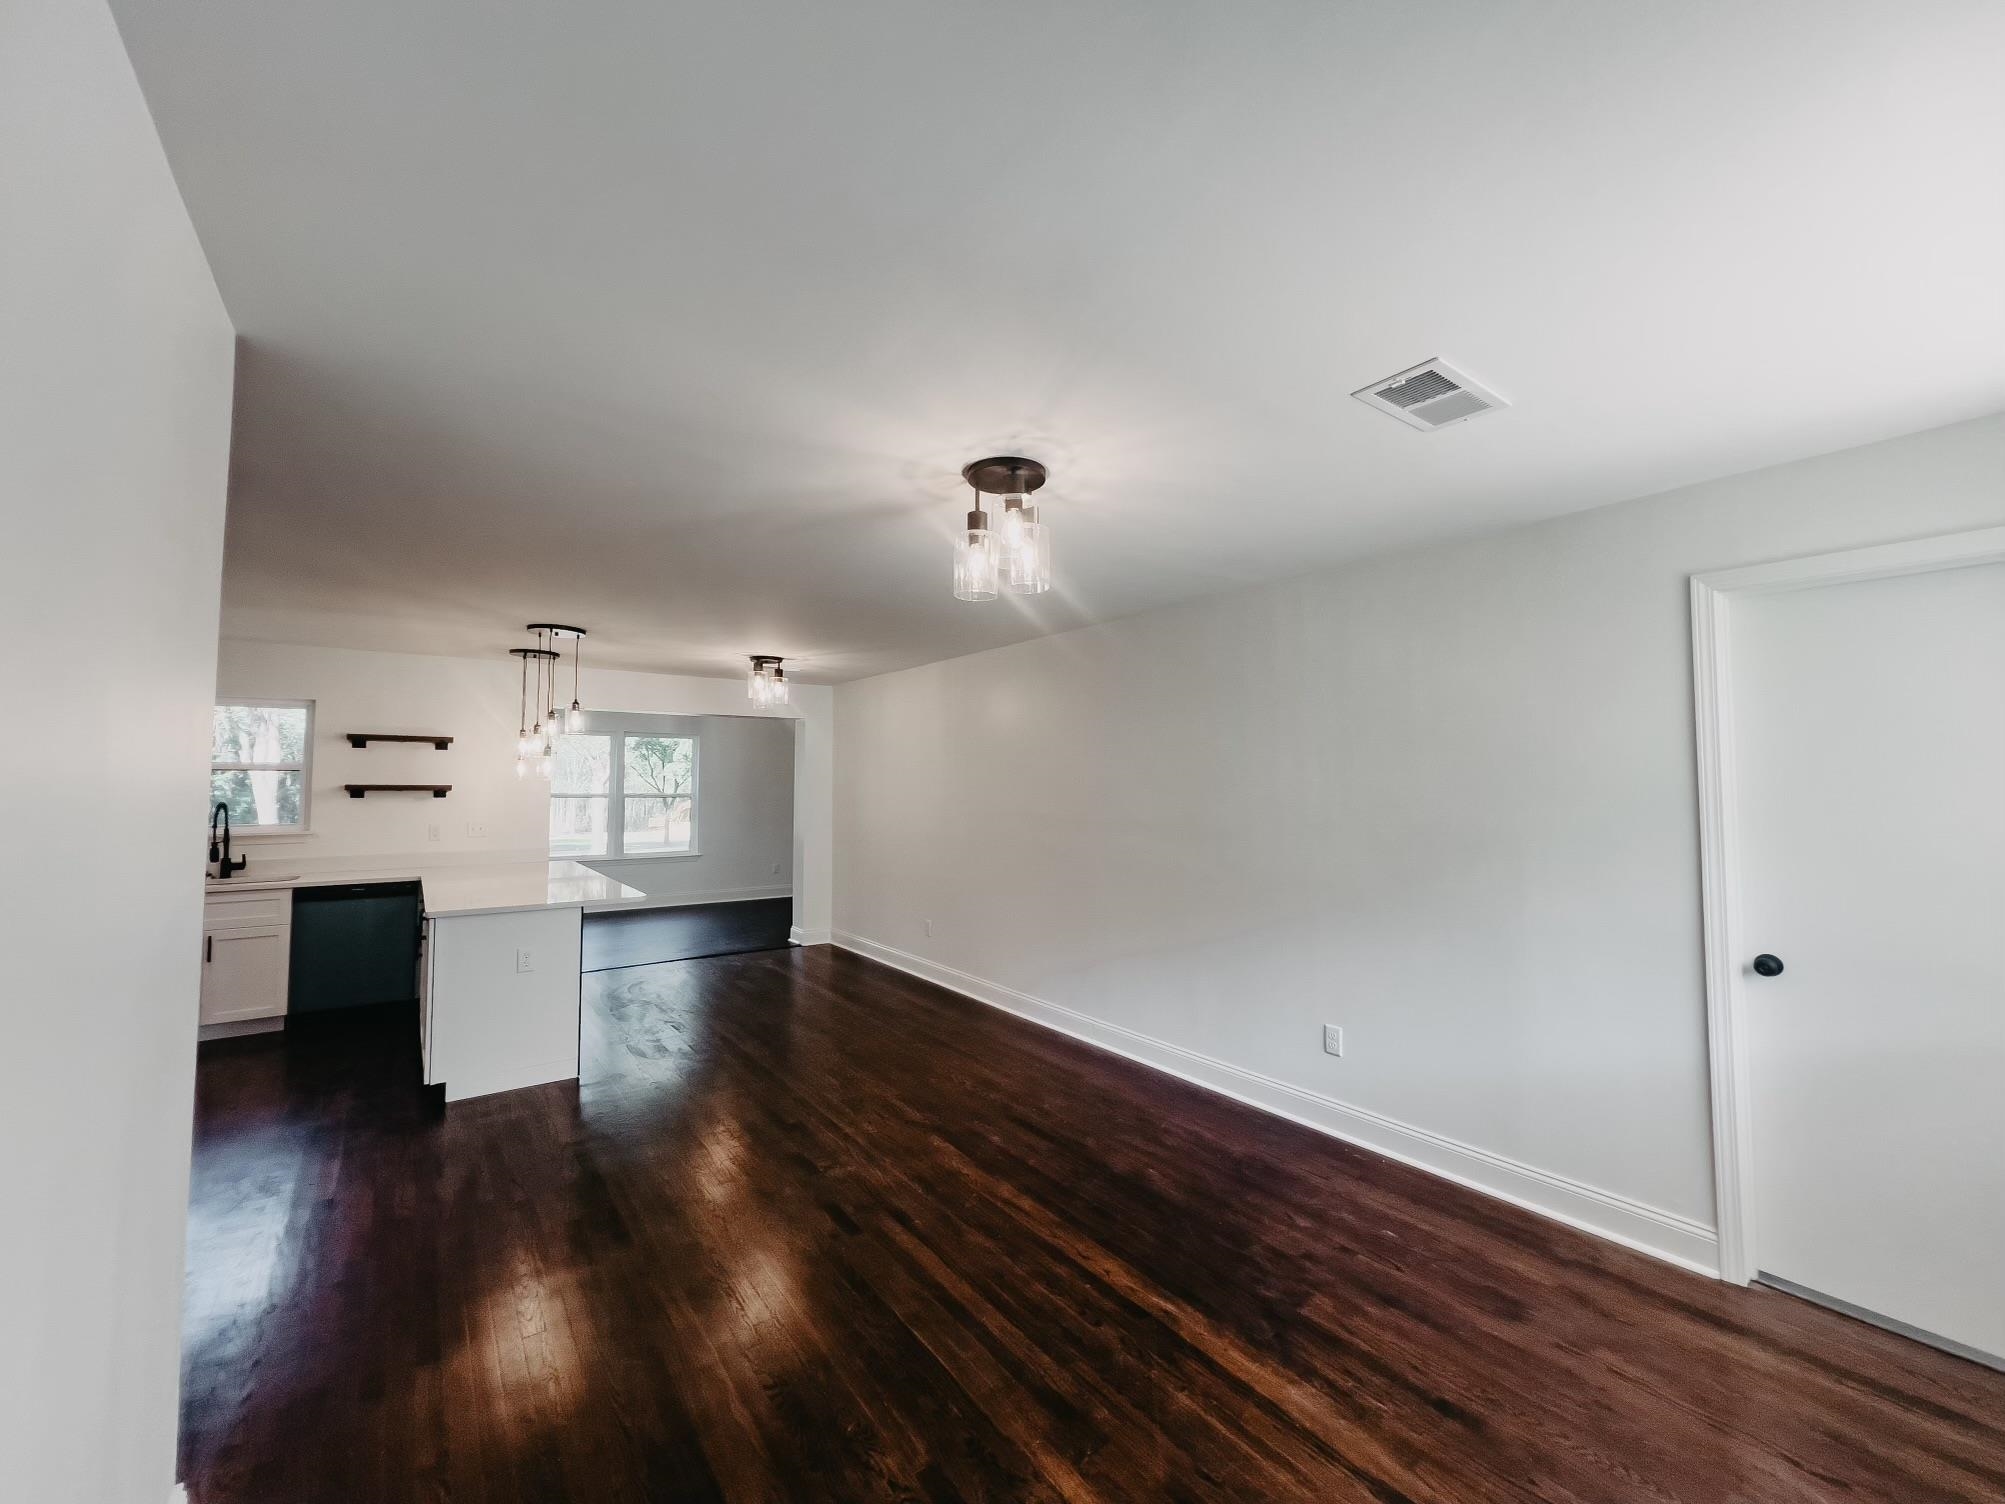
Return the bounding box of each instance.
[523,624,587,742]
[998,498,1051,595]
[953,509,998,601]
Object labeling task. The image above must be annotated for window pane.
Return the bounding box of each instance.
[211,769,303,828]
[623,736,694,798]
[553,734,611,795]
[549,795,609,857]
[623,795,692,853]
[213,703,307,764]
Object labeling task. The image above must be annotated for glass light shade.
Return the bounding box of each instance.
[996,492,1030,552]
[767,670,789,707]
[515,754,529,780]
[1000,510,1051,595]
[565,702,585,732]
[748,663,774,706]
[953,528,999,601]
[516,729,534,758]
[537,751,554,780]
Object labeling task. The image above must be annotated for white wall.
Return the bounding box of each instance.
[834,413,2005,1273]
[215,640,833,937]
[0,2,236,1498]
[580,711,794,905]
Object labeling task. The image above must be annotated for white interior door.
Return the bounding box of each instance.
[1732,561,2005,1364]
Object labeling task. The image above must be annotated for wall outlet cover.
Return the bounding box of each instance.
[1323,1024,1344,1057]
[515,948,534,973]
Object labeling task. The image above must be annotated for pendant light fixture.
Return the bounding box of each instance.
[511,624,585,778]
[528,623,588,733]
[956,456,1049,599]
[747,655,790,709]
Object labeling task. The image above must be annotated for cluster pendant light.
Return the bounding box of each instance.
[509,624,586,779]
[747,655,790,709]
[954,456,1051,601]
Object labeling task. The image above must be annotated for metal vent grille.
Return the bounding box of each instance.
[1378,369,1462,409]
[1352,359,1507,431]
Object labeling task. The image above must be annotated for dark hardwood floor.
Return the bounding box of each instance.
[581,897,793,971]
[181,947,2005,1503]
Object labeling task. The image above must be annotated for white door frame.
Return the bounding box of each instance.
[1691,524,2005,1284]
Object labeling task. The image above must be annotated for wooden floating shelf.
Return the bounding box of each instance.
[347,732,453,749]
[344,784,452,799]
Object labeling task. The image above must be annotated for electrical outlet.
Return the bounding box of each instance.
[425,823,441,843]
[515,948,534,974]
[771,861,783,876]
[923,918,933,937]
[1323,1024,1344,1057]
[465,822,487,840]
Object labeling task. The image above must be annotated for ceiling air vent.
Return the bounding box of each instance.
[1352,358,1507,431]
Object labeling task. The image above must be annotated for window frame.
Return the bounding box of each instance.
[618,732,700,859]
[547,731,614,860]
[548,725,701,861]
[211,697,315,837]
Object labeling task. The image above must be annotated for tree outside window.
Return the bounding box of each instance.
[549,731,696,858]
[211,702,312,832]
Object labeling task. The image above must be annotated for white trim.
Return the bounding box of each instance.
[833,931,1720,1277]
[790,925,832,946]
[1690,525,2005,1286]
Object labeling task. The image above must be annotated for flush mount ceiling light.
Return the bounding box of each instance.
[510,623,586,779]
[955,456,1050,600]
[747,655,789,709]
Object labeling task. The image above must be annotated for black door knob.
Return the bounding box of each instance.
[1752,954,1784,977]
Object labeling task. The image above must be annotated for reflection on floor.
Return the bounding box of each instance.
[180,947,2005,1503]
[581,896,792,970]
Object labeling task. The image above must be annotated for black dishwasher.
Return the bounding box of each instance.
[288,881,423,1014]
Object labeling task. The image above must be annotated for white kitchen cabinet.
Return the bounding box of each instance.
[201,888,293,1025]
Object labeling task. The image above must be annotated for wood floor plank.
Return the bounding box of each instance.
[180,949,2005,1502]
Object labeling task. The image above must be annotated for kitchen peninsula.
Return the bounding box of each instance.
[201,859,643,1102]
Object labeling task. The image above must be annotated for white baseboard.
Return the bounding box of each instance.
[790,925,832,946]
[832,931,1721,1278]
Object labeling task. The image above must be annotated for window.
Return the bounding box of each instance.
[550,731,696,858]
[622,735,696,853]
[549,733,612,857]
[211,701,312,834]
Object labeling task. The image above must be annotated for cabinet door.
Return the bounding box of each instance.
[200,925,291,1024]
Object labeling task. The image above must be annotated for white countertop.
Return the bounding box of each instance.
[204,860,643,918]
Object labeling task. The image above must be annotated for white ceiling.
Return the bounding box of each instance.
[111,0,2005,682]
